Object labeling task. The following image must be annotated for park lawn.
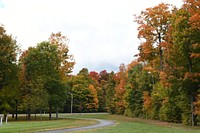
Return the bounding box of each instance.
[82,121,200,133]
[66,114,200,133]
[1,114,199,133]
[0,117,97,133]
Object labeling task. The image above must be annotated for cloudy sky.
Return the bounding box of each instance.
[0,0,183,74]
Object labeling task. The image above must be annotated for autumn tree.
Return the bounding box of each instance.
[132,1,200,125]
[166,3,200,125]
[89,71,99,81]
[67,68,100,112]
[134,5,176,120]
[49,32,75,80]
[143,91,152,118]
[135,3,174,70]
[98,70,109,112]
[89,71,107,112]
[184,0,200,30]
[125,61,151,117]
[114,64,127,115]
[183,0,200,124]
[87,84,99,111]
[194,93,200,115]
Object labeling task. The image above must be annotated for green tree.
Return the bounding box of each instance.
[0,25,19,119]
[125,61,151,117]
[166,7,200,125]
[19,42,65,120]
[68,68,100,113]
[99,70,109,112]
[105,71,116,114]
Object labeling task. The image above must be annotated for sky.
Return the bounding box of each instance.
[0,0,183,74]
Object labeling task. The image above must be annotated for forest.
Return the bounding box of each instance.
[0,0,199,126]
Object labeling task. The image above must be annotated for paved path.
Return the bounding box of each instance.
[37,119,115,133]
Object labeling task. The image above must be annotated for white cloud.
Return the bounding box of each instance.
[0,0,183,74]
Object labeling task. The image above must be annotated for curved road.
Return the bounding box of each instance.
[37,119,115,133]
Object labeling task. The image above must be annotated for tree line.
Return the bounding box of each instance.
[0,0,199,126]
[0,31,75,120]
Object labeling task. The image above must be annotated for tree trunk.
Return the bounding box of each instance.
[3,114,7,122]
[27,107,31,121]
[34,110,37,120]
[49,105,52,120]
[15,100,18,121]
[187,49,197,126]
[56,107,58,120]
[191,93,194,126]
[12,110,14,118]
[158,32,163,70]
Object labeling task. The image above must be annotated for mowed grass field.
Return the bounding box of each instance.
[0,115,97,133]
[0,114,199,133]
[67,114,200,133]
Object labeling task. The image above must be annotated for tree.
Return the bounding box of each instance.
[49,32,75,80]
[28,79,48,120]
[89,71,107,112]
[45,78,66,119]
[48,32,75,118]
[105,71,116,114]
[0,25,18,90]
[89,71,99,81]
[125,61,143,117]
[194,93,200,115]
[68,68,100,113]
[134,3,174,70]
[133,1,200,125]
[114,64,127,115]
[87,84,99,111]
[98,70,109,111]
[184,0,200,30]
[0,25,19,119]
[166,5,200,125]
[143,91,152,118]
[19,41,65,120]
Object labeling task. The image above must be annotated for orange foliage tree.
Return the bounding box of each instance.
[134,3,174,70]
[114,64,127,115]
[87,84,99,111]
[143,91,152,118]
[49,32,75,80]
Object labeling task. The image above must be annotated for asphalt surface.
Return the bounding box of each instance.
[36,119,115,133]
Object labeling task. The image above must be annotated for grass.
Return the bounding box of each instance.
[82,122,200,133]
[0,115,97,133]
[0,114,199,133]
[65,114,200,133]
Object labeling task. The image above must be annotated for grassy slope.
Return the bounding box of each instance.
[84,122,200,133]
[67,114,200,133]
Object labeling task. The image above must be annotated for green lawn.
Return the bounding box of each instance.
[0,116,97,133]
[66,114,200,133]
[83,121,200,133]
[0,114,199,133]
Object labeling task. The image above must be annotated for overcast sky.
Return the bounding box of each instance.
[0,0,183,74]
